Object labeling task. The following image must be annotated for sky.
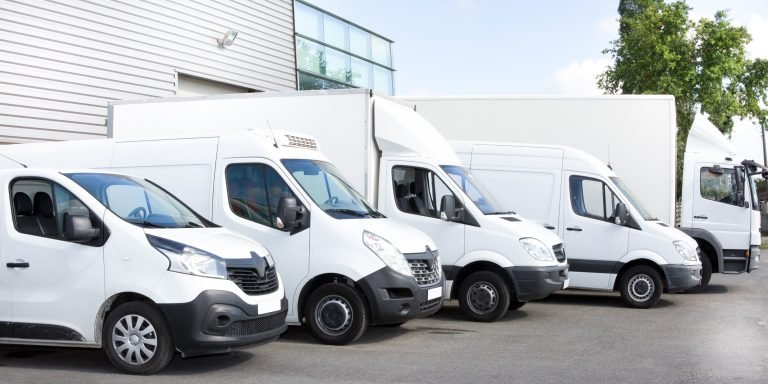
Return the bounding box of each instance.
[305,0,768,165]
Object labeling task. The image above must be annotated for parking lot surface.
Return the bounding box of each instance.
[2,271,766,384]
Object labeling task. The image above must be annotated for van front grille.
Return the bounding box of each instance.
[553,243,566,262]
[224,309,287,336]
[227,266,279,295]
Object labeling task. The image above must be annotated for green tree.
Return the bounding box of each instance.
[598,0,767,196]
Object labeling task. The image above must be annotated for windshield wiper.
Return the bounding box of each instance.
[325,209,370,217]
[488,211,516,215]
[186,221,204,228]
[124,219,169,228]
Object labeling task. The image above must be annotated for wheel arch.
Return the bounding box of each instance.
[297,273,361,323]
[612,259,667,292]
[94,292,157,345]
[450,261,515,300]
[679,227,723,273]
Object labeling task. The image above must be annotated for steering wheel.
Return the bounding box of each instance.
[128,207,147,219]
[323,196,339,205]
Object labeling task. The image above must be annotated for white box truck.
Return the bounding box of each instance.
[0,129,445,345]
[119,90,572,322]
[451,141,702,308]
[680,115,764,282]
[3,89,568,323]
[0,167,287,374]
[404,96,761,289]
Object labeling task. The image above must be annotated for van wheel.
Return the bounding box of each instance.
[305,283,368,345]
[685,252,712,293]
[458,271,510,322]
[619,266,662,308]
[103,302,174,374]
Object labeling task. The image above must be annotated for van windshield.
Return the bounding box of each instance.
[66,173,209,228]
[609,177,656,221]
[282,159,383,219]
[441,165,506,215]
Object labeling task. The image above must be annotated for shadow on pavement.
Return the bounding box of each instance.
[0,344,255,375]
[536,292,674,309]
[277,323,410,346]
[429,304,529,323]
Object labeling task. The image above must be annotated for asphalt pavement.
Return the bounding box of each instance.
[1,270,766,384]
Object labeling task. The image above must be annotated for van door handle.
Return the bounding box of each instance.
[566,227,582,232]
[6,261,29,268]
[694,215,708,220]
[544,224,555,230]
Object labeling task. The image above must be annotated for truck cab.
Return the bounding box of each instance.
[680,115,764,287]
[452,141,702,308]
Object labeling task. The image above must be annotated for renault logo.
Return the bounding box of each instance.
[250,251,267,279]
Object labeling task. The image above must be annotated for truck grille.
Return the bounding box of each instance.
[553,244,566,262]
[284,134,318,150]
[227,266,279,295]
[419,298,442,313]
[224,309,287,337]
[409,260,441,287]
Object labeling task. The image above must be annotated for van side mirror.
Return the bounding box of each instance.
[64,214,100,242]
[613,203,629,226]
[440,195,460,222]
[276,196,305,231]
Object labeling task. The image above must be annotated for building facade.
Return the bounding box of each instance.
[0,0,297,143]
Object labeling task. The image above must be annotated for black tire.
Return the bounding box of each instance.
[685,251,712,293]
[619,265,663,309]
[458,271,511,322]
[102,302,175,375]
[305,283,369,345]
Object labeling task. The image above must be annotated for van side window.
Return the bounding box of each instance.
[226,164,300,229]
[10,179,97,243]
[569,176,621,222]
[700,167,739,206]
[392,166,461,218]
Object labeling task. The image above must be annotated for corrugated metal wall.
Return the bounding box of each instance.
[0,0,297,143]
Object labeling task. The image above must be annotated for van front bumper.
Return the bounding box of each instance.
[662,264,702,292]
[505,264,569,301]
[357,267,445,325]
[748,246,760,272]
[158,290,288,357]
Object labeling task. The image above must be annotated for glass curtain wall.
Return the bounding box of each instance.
[294,0,395,95]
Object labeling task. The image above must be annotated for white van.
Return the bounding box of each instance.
[0,168,286,374]
[452,142,702,308]
[0,130,444,345]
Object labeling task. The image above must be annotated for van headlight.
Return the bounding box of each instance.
[363,230,413,277]
[520,238,555,262]
[673,241,699,262]
[147,234,227,279]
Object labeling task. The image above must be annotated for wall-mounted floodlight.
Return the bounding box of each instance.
[217,30,238,47]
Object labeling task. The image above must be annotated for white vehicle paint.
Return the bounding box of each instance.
[679,115,764,283]
[81,89,567,322]
[0,123,444,345]
[0,168,286,374]
[452,141,702,308]
[403,96,760,290]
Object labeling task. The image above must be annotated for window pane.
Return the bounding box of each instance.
[350,57,371,87]
[105,185,147,218]
[373,65,393,95]
[570,177,605,219]
[349,25,370,58]
[603,187,619,220]
[324,47,348,82]
[296,37,324,74]
[295,2,322,40]
[700,168,738,205]
[298,72,350,91]
[226,164,272,227]
[323,14,347,49]
[265,167,298,227]
[371,35,391,66]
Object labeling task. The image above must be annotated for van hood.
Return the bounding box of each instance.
[642,220,698,248]
[144,227,270,260]
[335,218,437,255]
[489,215,563,248]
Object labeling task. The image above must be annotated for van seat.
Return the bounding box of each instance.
[13,192,42,236]
[34,192,60,237]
